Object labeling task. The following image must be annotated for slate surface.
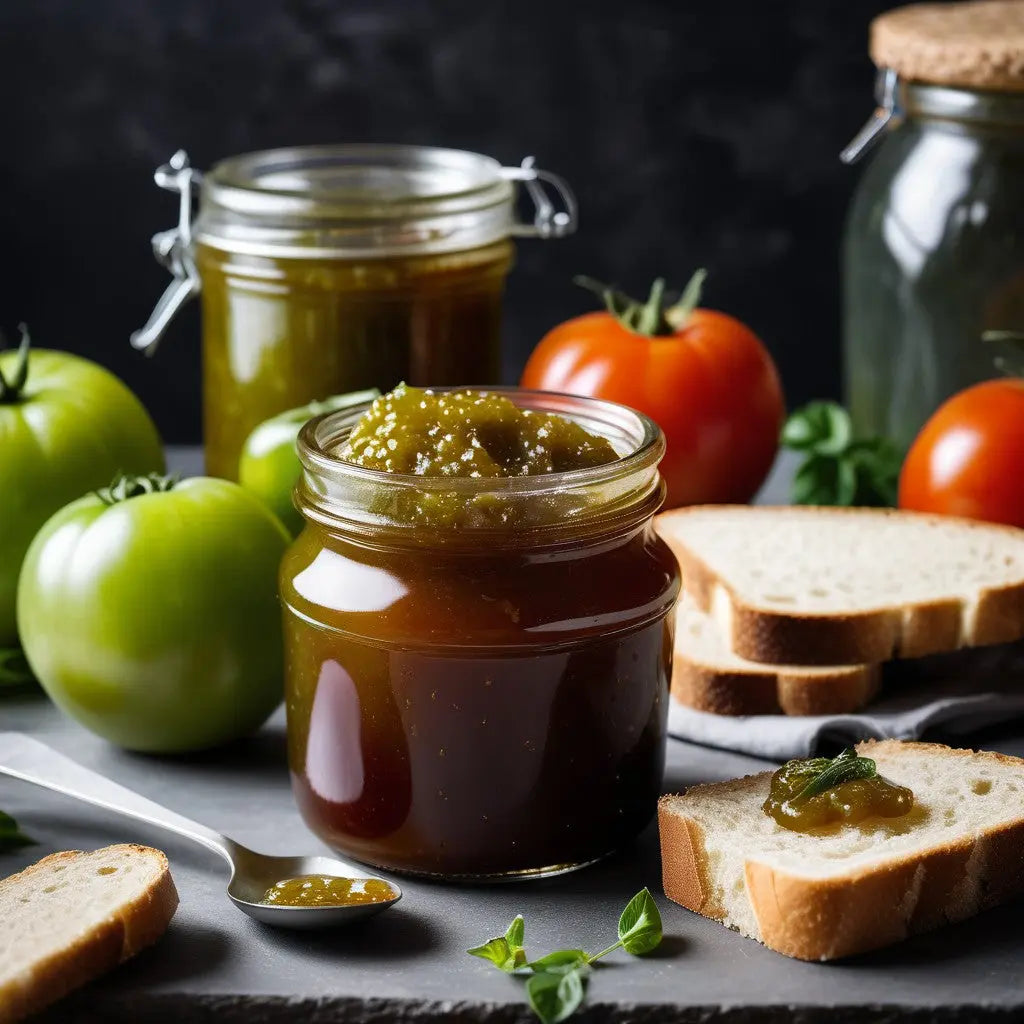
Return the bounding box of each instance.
[4,699,1024,1024]
[3,450,1024,1022]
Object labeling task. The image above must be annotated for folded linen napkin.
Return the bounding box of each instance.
[668,643,1024,761]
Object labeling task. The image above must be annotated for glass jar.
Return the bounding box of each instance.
[280,390,680,880]
[843,74,1024,450]
[133,146,577,479]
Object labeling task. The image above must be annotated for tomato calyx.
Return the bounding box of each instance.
[0,325,32,404]
[574,269,708,338]
[97,473,179,506]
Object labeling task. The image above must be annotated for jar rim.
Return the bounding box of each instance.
[296,388,667,536]
[195,144,517,259]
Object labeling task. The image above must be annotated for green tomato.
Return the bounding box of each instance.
[17,474,289,753]
[0,331,164,647]
[238,390,379,536]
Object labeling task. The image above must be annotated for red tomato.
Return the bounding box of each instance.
[899,378,1024,527]
[521,274,785,508]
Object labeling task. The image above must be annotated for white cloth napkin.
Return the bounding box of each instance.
[668,643,1024,761]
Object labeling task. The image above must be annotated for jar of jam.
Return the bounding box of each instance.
[281,389,679,880]
[132,146,577,479]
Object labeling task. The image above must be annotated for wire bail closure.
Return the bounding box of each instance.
[130,150,202,355]
[841,68,901,165]
[502,156,578,239]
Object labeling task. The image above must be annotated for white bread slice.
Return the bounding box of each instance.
[673,596,880,715]
[0,844,178,1023]
[656,506,1024,666]
[658,740,1024,961]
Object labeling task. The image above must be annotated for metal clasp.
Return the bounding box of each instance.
[501,156,578,239]
[130,150,203,355]
[841,68,901,165]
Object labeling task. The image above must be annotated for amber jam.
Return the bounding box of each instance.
[260,875,396,907]
[763,752,914,833]
[281,389,679,879]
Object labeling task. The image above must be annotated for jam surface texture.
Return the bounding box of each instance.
[763,749,914,832]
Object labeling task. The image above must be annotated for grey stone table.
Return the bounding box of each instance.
[2,450,1023,1023]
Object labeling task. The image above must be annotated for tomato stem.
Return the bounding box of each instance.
[574,270,708,337]
[0,325,32,404]
[97,473,179,506]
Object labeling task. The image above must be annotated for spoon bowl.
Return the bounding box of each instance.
[225,849,402,928]
[0,732,402,930]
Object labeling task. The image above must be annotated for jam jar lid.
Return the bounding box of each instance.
[131,145,577,353]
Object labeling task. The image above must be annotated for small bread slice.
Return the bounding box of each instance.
[673,596,880,715]
[0,844,178,1023]
[656,506,1024,666]
[658,740,1024,961]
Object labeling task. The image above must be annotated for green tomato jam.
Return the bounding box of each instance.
[341,383,618,476]
[259,875,396,907]
[763,756,914,832]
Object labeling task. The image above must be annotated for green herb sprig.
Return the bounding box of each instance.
[468,888,663,1024]
[790,748,877,804]
[781,401,902,507]
[0,809,34,852]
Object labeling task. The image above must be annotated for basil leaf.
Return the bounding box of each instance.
[0,648,35,692]
[781,401,852,455]
[617,887,663,956]
[526,966,588,1024]
[505,914,525,954]
[791,748,877,804]
[0,809,34,852]
[528,949,588,974]
[467,936,516,972]
[791,454,841,505]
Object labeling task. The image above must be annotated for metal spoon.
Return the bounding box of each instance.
[0,732,402,929]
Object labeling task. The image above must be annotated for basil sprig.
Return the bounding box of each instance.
[468,888,663,1024]
[781,401,901,507]
[790,748,877,805]
[0,809,34,852]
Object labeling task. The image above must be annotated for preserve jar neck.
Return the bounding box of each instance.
[903,82,1024,131]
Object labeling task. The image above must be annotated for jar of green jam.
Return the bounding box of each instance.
[281,389,680,880]
[132,146,577,479]
[842,3,1024,450]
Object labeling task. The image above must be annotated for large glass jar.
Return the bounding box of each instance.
[133,146,577,479]
[280,390,680,880]
[844,79,1024,450]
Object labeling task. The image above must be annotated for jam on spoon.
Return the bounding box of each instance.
[260,875,397,908]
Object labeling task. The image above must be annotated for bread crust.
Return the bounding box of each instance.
[659,741,1024,962]
[0,844,178,1024]
[658,506,1024,667]
[673,654,880,716]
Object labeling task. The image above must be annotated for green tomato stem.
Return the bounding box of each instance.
[0,324,32,404]
[97,473,179,506]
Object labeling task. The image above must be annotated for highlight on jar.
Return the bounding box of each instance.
[279,385,681,880]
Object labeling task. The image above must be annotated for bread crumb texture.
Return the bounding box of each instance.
[0,844,177,1024]
[659,741,1024,960]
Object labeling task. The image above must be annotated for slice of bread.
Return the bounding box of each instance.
[0,844,178,1023]
[673,596,881,715]
[658,740,1024,961]
[656,506,1024,666]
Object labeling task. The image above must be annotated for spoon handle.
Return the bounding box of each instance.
[0,732,235,867]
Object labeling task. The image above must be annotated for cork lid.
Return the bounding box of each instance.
[871,0,1024,91]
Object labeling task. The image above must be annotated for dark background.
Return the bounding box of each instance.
[0,0,891,444]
